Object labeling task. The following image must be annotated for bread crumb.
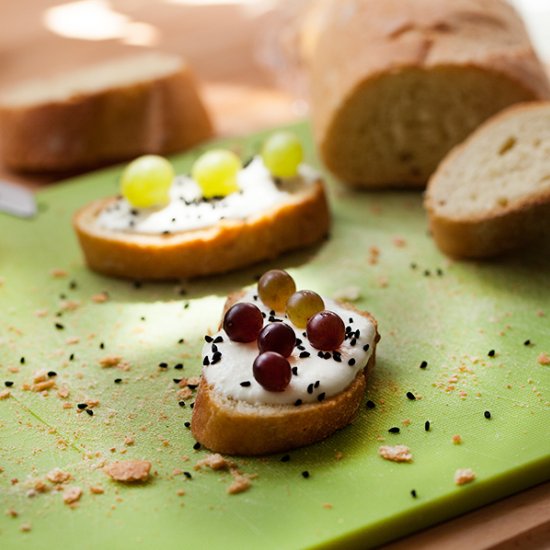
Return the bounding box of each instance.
[50,268,68,278]
[89,486,104,495]
[103,460,151,482]
[0,390,11,400]
[35,309,49,318]
[59,300,81,312]
[454,468,476,486]
[20,522,31,532]
[537,352,550,366]
[323,503,333,510]
[378,445,413,463]
[402,419,411,427]
[452,434,463,445]
[177,489,185,496]
[227,471,251,495]
[6,508,18,517]
[66,336,80,345]
[392,237,407,247]
[177,388,193,400]
[57,387,70,399]
[334,451,344,461]
[47,468,71,484]
[124,436,135,446]
[99,355,123,368]
[91,292,109,303]
[195,453,234,471]
[63,486,82,504]
[332,286,361,302]
[32,380,56,392]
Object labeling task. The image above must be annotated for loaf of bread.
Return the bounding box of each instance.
[73,179,329,280]
[191,292,380,455]
[308,0,550,188]
[0,53,213,172]
[425,102,550,259]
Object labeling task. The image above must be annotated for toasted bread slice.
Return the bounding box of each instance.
[73,179,329,280]
[191,294,379,456]
[425,102,550,259]
[0,53,213,172]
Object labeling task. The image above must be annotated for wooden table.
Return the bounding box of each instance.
[1,1,548,547]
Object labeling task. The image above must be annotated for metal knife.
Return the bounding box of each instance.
[0,179,37,218]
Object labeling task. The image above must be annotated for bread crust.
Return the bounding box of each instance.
[308,0,550,188]
[73,180,330,280]
[191,299,380,456]
[425,102,550,258]
[0,56,213,172]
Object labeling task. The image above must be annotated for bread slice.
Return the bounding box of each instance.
[308,0,550,188]
[191,296,380,456]
[425,102,550,259]
[0,53,213,172]
[73,179,330,280]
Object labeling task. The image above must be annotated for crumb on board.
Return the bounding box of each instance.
[99,356,123,368]
[0,390,11,400]
[31,380,56,393]
[62,486,82,505]
[392,237,407,247]
[194,454,253,495]
[20,523,31,532]
[335,451,344,461]
[50,268,68,278]
[6,509,18,518]
[91,292,109,303]
[323,503,333,510]
[332,286,361,302]
[194,453,234,471]
[454,468,476,486]
[124,436,135,446]
[452,434,463,445]
[46,468,71,484]
[89,486,104,495]
[103,460,151,482]
[378,445,413,463]
[537,352,550,366]
[227,471,251,495]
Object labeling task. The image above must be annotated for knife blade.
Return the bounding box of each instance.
[0,179,37,218]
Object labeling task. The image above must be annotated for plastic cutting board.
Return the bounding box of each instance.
[0,123,549,549]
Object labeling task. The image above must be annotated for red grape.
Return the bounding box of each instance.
[223,302,263,342]
[258,322,295,357]
[253,351,291,392]
[306,310,345,350]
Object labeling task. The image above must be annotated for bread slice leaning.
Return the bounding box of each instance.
[0,53,213,172]
[191,297,380,456]
[73,180,330,280]
[425,102,550,259]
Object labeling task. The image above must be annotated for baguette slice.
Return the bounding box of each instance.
[0,53,213,172]
[425,102,550,259]
[73,179,330,280]
[191,295,380,456]
[308,0,550,188]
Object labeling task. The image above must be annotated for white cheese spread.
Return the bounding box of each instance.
[202,290,376,406]
[96,157,319,234]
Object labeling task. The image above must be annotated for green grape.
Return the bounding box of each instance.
[121,155,174,208]
[286,290,325,329]
[261,131,303,178]
[258,269,296,312]
[191,149,242,199]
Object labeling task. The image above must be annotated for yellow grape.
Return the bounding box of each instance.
[192,149,242,199]
[261,131,303,178]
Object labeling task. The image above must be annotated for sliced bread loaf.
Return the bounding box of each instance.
[308,0,550,188]
[425,102,550,258]
[0,53,213,172]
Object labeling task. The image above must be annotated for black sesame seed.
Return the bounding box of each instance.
[159,362,168,368]
[363,344,370,352]
[47,371,57,378]
[55,323,64,330]
[307,384,314,394]
[302,332,307,338]
[425,420,430,431]
[211,344,218,353]
[317,392,326,402]
[488,349,495,357]
[410,262,417,269]
[211,352,222,365]
[183,471,192,479]
[4,381,14,387]
[178,338,185,344]
[291,366,298,376]
[190,402,194,409]
[317,351,324,358]
[174,363,184,370]
[173,379,182,384]
[299,351,310,359]
[20,357,25,364]
[523,339,531,346]
[314,380,320,389]
[294,399,302,406]
[436,268,444,276]
[484,410,491,419]
[77,403,88,410]
[69,353,75,361]
[350,338,357,346]
[323,352,331,360]
[184,422,191,428]
[69,281,78,290]
[424,270,431,277]
[406,391,416,400]
[348,358,356,366]
[297,345,306,351]
[187,384,198,390]
[349,318,354,324]
[99,342,105,349]
[411,489,417,498]
[133,280,142,289]
[203,356,210,366]
[213,336,223,344]
[184,303,190,310]
[301,471,310,479]
[204,335,213,343]
[86,409,94,416]
[193,442,201,450]
[420,360,428,369]
[240,381,251,387]
[178,401,186,407]
[280,454,290,463]
[59,293,66,300]
[366,400,376,409]
[389,427,400,434]
[114,378,122,384]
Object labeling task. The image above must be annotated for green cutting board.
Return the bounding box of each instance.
[0,123,549,550]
